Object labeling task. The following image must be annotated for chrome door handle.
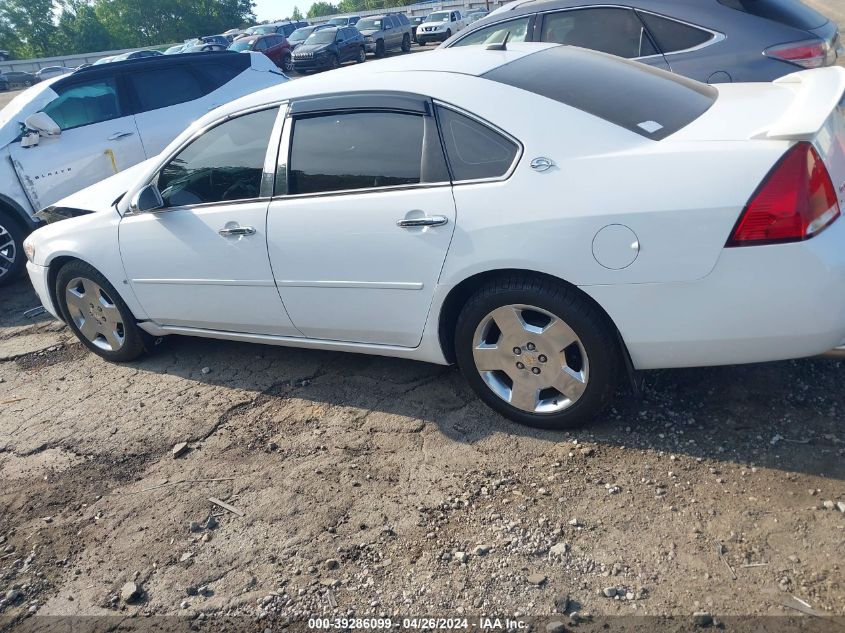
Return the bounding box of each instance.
[108,131,134,141]
[397,215,449,228]
[219,226,256,237]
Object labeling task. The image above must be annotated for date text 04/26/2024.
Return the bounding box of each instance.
[307,618,529,630]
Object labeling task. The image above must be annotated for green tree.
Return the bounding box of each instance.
[0,0,61,58]
[307,1,338,18]
[58,1,114,54]
[291,5,303,20]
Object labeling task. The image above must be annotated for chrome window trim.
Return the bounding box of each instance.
[125,102,286,216]
[432,99,524,186]
[449,4,725,59]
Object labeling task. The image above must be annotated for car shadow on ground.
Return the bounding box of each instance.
[3,277,844,481]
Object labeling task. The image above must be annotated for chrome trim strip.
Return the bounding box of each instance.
[261,103,289,198]
[276,280,424,290]
[132,278,277,287]
[272,181,452,200]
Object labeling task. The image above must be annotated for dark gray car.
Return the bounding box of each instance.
[440,0,842,82]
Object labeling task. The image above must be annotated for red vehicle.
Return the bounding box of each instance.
[229,34,293,73]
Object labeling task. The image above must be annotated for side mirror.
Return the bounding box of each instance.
[24,112,60,137]
[130,184,164,214]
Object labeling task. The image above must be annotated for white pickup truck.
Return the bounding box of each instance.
[415,10,467,45]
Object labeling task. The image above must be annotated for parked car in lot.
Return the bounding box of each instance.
[35,66,74,81]
[357,14,413,57]
[327,15,362,27]
[110,50,164,62]
[2,71,38,87]
[245,20,310,38]
[410,15,426,42]
[184,42,229,53]
[293,26,366,72]
[229,34,294,72]
[416,10,468,45]
[0,74,9,91]
[443,0,842,82]
[0,52,287,286]
[21,43,845,428]
[288,24,334,50]
[466,9,489,23]
[0,50,9,62]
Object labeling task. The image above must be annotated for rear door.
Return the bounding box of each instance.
[129,62,235,156]
[266,97,456,347]
[9,74,146,210]
[537,7,671,71]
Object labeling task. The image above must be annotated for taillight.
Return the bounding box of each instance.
[727,142,840,247]
[764,39,834,69]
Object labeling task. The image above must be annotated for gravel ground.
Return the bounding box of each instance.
[2,12,845,628]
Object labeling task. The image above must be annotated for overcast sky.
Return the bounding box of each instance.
[254,0,305,22]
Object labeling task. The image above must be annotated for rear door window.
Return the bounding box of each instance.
[286,111,448,195]
[637,12,715,53]
[452,17,531,46]
[129,66,207,113]
[717,0,827,29]
[436,105,519,181]
[540,8,657,58]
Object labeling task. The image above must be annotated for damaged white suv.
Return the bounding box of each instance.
[0,51,287,286]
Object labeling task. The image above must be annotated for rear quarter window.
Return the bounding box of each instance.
[481,45,717,140]
[637,12,715,53]
[717,0,828,30]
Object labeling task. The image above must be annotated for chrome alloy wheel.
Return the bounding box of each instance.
[472,304,589,414]
[0,223,16,280]
[65,277,126,352]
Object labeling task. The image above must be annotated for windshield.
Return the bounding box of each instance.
[290,27,314,42]
[357,18,383,30]
[254,25,277,34]
[228,39,254,51]
[328,18,347,25]
[306,30,336,44]
[426,12,450,22]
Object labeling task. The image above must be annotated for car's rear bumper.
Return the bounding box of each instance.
[583,218,845,370]
[26,261,61,320]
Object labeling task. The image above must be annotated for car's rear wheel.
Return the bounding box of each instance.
[375,39,386,57]
[0,212,26,287]
[455,276,620,429]
[401,33,411,52]
[56,261,146,362]
[357,47,366,63]
[282,54,293,73]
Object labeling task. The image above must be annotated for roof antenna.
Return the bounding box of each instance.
[486,30,510,51]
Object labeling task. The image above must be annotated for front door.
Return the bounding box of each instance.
[120,107,298,336]
[9,75,145,210]
[267,104,455,347]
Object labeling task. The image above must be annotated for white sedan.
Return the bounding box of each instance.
[23,44,845,428]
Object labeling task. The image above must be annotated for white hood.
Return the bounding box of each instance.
[49,157,157,213]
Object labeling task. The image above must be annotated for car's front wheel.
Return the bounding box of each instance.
[401,33,411,52]
[357,47,366,63]
[329,54,339,70]
[455,276,620,429]
[56,260,146,362]
[282,54,293,73]
[0,212,26,287]
[375,39,386,57]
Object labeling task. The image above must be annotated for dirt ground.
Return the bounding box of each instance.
[3,7,845,629]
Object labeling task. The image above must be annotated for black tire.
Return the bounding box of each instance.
[329,54,339,70]
[418,40,427,46]
[401,33,411,52]
[0,211,27,287]
[55,260,146,362]
[445,29,452,38]
[282,54,293,73]
[357,47,366,63]
[375,39,386,58]
[454,275,620,429]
